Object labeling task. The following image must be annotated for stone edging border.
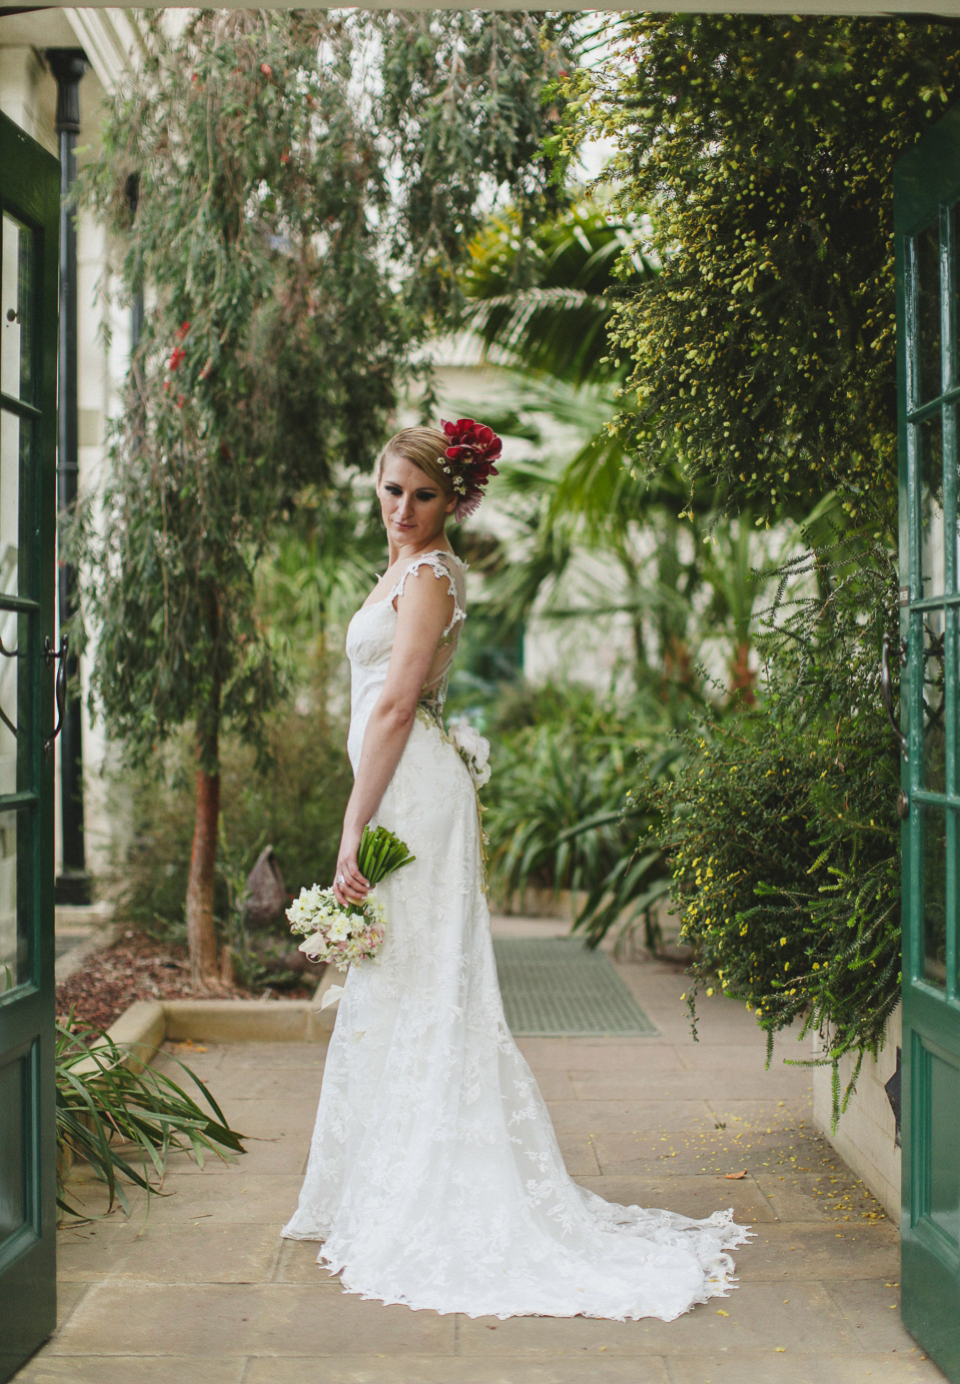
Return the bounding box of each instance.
[87,964,340,1076]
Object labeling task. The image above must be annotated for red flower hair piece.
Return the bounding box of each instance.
[440,418,502,522]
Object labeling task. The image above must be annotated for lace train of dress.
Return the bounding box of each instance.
[282,551,752,1320]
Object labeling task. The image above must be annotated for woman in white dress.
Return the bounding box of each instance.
[281,421,751,1320]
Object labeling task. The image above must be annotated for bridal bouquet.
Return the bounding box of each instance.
[286,825,415,971]
[448,716,492,789]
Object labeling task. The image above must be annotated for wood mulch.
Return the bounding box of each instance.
[55,931,315,1034]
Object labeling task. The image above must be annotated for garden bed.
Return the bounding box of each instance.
[55,931,315,1032]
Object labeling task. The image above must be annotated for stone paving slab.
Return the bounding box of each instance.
[250,1359,674,1383]
[522,1069,575,1101]
[174,1039,327,1068]
[576,1173,779,1224]
[569,1068,810,1101]
[200,1061,327,1101]
[732,1221,899,1282]
[17,948,948,1384]
[46,1282,458,1357]
[592,1116,830,1179]
[553,1133,601,1178]
[241,1361,673,1384]
[824,1278,915,1351]
[273,1238,345,1285]
[16,1359,247,1384]
[92,1171,308,1225]
[542,1097,716,1136]
[664,1355,940,1383]
[56,1221,284,1283]
[455,1281,858,1355]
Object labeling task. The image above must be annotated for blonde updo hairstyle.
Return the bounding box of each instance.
[377,427,455,501]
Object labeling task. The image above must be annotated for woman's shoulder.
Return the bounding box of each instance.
[408,547,465,573]
[390,549,467,630]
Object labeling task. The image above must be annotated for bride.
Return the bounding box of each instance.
[281,420,751,1320]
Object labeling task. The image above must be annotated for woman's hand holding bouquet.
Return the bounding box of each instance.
[286,825,415,972]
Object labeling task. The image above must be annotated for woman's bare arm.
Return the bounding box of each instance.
[333,566,455,905]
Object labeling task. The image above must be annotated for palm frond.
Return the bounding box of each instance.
[461,205,657,388]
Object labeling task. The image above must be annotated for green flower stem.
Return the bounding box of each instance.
[356,824,415,885]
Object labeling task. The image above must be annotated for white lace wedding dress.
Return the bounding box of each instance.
[281,549,751,1320]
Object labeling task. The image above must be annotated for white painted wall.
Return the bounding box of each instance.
[0,46,55,152]
[812,1007,902,1221]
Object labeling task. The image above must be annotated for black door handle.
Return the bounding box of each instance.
[44,634,67,760]
[881,633,908,762]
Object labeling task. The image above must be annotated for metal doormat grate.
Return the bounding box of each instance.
[492,937,658,1037]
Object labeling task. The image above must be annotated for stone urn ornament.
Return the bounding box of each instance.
[243,845,287,932]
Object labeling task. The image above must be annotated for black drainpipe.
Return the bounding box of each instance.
[125,173,144,348]
[47,48,91,906]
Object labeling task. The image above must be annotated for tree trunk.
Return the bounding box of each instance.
[187,585,223,989]
[729,640,756,706]
[186,745,221,989]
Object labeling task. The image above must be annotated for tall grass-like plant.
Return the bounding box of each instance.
[56,1017,244,1220]
[484,684,679,949]
[487,722,638,900]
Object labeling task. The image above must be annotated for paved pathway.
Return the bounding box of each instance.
[21,921,943,1384]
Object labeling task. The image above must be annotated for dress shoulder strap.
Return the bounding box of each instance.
[389,551,467,638]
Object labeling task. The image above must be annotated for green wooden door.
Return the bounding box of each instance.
[897,104,960,1381]
[0,112,61,1381]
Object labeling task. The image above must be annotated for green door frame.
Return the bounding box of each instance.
[0,111,61,1381]
[896,103,960,1381]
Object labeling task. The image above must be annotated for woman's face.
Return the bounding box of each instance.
[377,452,456,550]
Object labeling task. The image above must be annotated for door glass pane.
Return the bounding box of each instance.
[921,410,946,597]
[949,402,960,594]
[0,1051,26,1244]
[923,805,948,987]
[0,211,33,402]
[0,408,24,598]
[947,204,959,397]
[916,217,944,406]
[924,607,946,793]
[0,810,23,993]
[927,1046,960,1246]
[0,609,23,799]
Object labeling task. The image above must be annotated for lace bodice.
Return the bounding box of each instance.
[345,550,466,770]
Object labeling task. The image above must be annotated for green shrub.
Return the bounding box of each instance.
[656,532,901,1121]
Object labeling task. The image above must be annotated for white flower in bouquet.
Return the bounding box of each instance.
[448,716,491,789]
[327,915,351,943]
[286,894,309,930]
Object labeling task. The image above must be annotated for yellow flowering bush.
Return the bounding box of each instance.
[556,14,960,523]
[656,540,901,1123]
